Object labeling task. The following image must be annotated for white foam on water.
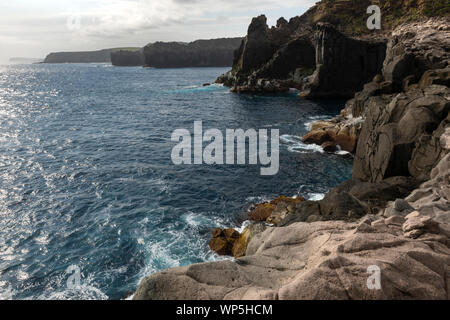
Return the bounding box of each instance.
[182,211,228,229]
[304,115,332,131]
[245,195,272,204]
[335,145,351,156]
[307,193,326,201]
[281,134,325,154]
[234,220,251,234]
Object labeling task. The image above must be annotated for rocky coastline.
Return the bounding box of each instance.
[134,2,449,300]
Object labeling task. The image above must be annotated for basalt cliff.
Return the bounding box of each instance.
[134,2,450,300]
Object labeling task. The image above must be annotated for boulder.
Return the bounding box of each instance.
[302,130,330,145]
[248,196,304,223]
[209,228,240,256]
[232,223,266,258]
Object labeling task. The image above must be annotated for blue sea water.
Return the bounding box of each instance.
[0,64,352,299]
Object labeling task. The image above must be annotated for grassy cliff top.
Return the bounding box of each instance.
[300,0,449,36]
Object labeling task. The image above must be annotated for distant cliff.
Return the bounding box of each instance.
[111,49,144,66]
[9,57,43,64]
[143,38,243,68]
[43,48,140,64]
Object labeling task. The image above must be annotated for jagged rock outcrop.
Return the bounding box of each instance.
[219,15,386,97]
[143,38,242,68]
[111,49,144,66]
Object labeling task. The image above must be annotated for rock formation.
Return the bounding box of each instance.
[303,17,450,155]
[217,0,449,97]
[218,15,385,97]
[111,49,144,66]
[143,38,243,68]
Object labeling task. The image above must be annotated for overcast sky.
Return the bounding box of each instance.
[0,0,316,63]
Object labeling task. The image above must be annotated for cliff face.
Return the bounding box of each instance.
[134,17,450,300]
[352,18,450,182]
[302,23,387,99]
[217,15,386,97]
[143,38,243,68]
[217,0,449,98]
[111,49,144,67]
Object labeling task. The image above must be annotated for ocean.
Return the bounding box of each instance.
[0,63,352,299]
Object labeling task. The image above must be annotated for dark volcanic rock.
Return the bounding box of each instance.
[111,49,144,66]
[302,23,386,99]
[235,15,278,74]
[143,38,242,68]
[220,16,385,98]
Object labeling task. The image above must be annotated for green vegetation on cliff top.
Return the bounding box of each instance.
[304,0,449,36]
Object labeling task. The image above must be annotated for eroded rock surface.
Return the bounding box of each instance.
[134,211,450,300]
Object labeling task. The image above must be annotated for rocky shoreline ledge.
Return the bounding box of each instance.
[134,132,449,300]
[134,3,449,299]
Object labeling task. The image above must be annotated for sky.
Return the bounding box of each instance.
[0,0,317,63]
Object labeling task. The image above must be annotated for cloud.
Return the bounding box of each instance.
[0,0,316,62]
[66,0,316,38]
